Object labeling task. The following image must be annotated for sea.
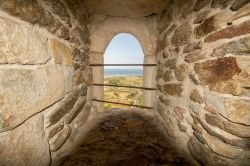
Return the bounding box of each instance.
[104,68,143,76]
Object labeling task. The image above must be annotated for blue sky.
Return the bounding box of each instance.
[104,33,144,69]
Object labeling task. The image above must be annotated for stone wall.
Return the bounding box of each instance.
[156,0,250,165]
[0,0,92,165]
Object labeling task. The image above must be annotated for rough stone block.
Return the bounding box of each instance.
[190,89,204,104]
[45,90,79,127]
[205,20,250,42]
[0,0,69,39]
[0,114,50,166]
[203,131,243,159]
[231,0,250,11]
[224,99,250,125]
[50,39,73,66]
[211,36,250,57]
[49,125,71,152]
[163,84,183,96]
[195,11,231,39]
[0,65,65,132]
[194,57,242,95]
[185,51,206,63]
[171,22,192,46]
[183,41,203,53]
[229,3,250,23]
[205,113,250,137]
[0,17,50,64]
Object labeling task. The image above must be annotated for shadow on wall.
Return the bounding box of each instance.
[57,109,194,166]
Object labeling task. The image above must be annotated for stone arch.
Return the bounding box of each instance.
[89,16,157,111]
[90,16,157,56]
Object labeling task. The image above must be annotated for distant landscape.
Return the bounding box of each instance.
[104,68,143,109]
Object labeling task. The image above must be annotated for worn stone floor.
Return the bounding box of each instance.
[58,109,193,166]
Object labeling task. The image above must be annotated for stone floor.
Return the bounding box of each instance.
[58,109,194,166]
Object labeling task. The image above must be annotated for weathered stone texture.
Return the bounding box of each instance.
[174,64,189,81]
[0,65,64,131]
[211,0,234,9]
[224,99,250,125]
[0,114,50,166]
[194,57,242,95]
[205,113,250,137]
[46,90,79,127]
[229,3,250,23]
[231,0,250,11]
[183,42,203,53]
[50,39,73,66]
[163,84,183,96]
[0,0,70,39]
[185,51,206,63]
[190,89,204,104]
[205,20,250,42]
[0,17,50,64]
[50,125,71,152]
[171,22,192,46]
[194,0,210,11]
[211,36,250,57]
[195,11,231,38]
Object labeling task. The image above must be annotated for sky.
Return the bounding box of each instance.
[104,33,144,69]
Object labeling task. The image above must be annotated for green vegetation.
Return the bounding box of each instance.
[104,76,143,109]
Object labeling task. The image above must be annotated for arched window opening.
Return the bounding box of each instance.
[90,33,157,110]
[104,33,144,109]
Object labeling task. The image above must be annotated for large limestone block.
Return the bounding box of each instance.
[0,114,51,166]
[0,65,65,132]
[0,17,50,64]
[224,99,250,125]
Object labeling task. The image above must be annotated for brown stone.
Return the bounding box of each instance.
[50,39,73,66]
[196,114,250,150]
[224,99,250,125]
[163,84,183,96]
[0,66,65,132]
[174,64,189,81]
[183,42,203,53]
[40,0,71,27]
[194,0,210,11]
[193,131,206,144]
[70,26,90,46]
[156,34,167,53]
[205,20,250,42]
[203,132,243,159]
[204,104,217,114]
[195,11,231,38]
[185,51,206,63]
[211,36,250,57]
[165,59,177,69]
[211,0,234,9]
[46,90,79,127]
[50,125,71,152]
[229,3,250,23]
[188,136,231,166]
[0,0,70,39]
[0,114,50,166]
[158,7,174,34]
[194,10,210,24]
[65,96,87,124]
[163,70,174,82]
[205,113,250,137]
[171,22,192,47]
[47,122,64,139]
[177,120,187,132]
[231,0,250,11]
[174,106,186,120]
[190,89,204,104]
[194,57,242,95]
[159,95,171,105]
